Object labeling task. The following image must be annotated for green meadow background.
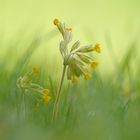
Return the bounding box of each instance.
[0,0,140,140]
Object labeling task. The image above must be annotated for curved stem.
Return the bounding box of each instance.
[52,65,66,122]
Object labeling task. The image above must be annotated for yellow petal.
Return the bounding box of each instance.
[94,43,101,53]
[91,61,99,69]
[53,18,59,25]
[43,95,51,104]
[84,73,91,80]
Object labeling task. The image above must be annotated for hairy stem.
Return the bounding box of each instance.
[52,65,66,122]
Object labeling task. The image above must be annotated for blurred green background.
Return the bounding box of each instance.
[0,0,140,140]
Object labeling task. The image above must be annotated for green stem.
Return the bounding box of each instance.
[23,91,26,120]
[52,65,66,122]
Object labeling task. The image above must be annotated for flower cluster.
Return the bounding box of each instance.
[53,19,101,83]
[17,67,51,105]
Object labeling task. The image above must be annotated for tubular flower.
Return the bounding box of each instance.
[84,73,91,80]
[54,18,101,83]
[53,18,60,25]
[42,89,51,104]
[17,68,51,105]
[94,43,101,53]
[43,95,51,104]
[91,61,99,69]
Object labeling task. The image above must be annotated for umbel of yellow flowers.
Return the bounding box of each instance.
[17,67,51,105]
[53,18,101,83]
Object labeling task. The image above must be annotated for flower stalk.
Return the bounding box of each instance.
[52,65,67,121]
[52,18,101,122]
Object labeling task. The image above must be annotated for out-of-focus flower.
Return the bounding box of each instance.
[17,68,51,105]
[43,94,51,104]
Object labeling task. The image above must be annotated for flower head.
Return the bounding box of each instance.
[84,73,91,80]
[53,18,60,25]
[41,88,51,104]
[17,68,51,105]
[54,19,101,83]
[94,43,101,53]
[91,61,99,69]
[83,67,91,80]
[43,95,51,104]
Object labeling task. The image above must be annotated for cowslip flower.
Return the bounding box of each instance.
[42,89,51,104]
[94,43,101,53]
[91,61,99,69]
[52,18,101,121]
[84,73,91,80]
[17,68,51,105]
[43,94,51,104]
[53,18,101,83]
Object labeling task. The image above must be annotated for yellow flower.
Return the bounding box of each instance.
[53,19,101,82]
[53,18,59,25]
[32,67,40,74]
[91,61,99,69]
[42,89,51,104]
[71,76,79,83]
[43,95,51,104]
[84,73,91,80]
[94,43,101,53]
